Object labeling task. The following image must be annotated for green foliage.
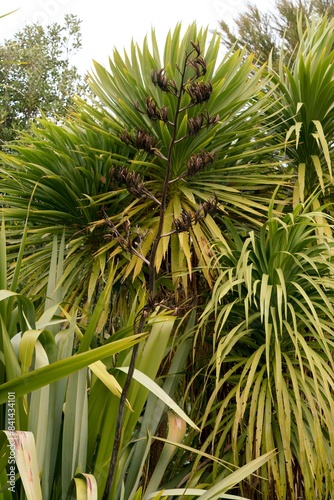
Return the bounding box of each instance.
[197,203,334,499]
[0,222,145,498]
[0,221,265,499]
[1,15,334,500]
[0,221,193,498]
[268,14,334,207]
[219,0,334,66]
[0,23,284,332]
[0,14,85,144]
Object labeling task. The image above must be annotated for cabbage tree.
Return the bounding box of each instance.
[0,23,284,327]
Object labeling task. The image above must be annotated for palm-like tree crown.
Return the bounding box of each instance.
[0,23,283,327]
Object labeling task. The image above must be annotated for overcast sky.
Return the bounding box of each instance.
[1,0,273,73]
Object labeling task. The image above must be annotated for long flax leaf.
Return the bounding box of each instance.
[0,334,146,404]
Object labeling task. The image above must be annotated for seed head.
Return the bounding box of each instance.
[187,115,204,135]
[190,40,201,56]
[188,56,207,77]
[146,97,169,123]
[173,210,194,232]
[136,128,157,152]
[120,128,157,154]
[119,130,134,146]
[151,69,176,93]
[186,151,216,176]
[187,81,212,104]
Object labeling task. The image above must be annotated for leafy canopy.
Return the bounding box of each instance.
[0,23,284,328]
[0,14,85,143]
[219,0,334,66]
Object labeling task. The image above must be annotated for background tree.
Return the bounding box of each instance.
[219,0,334,65]
[0,14,85,144]
[266,14,334,213]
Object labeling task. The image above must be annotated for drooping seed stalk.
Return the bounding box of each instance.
[103,44,211,499]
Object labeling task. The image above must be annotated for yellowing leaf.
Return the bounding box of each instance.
[2,431,42,500]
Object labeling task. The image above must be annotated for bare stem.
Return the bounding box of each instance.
[148,51,193,298]
[102,314,145,499]
[102,46,198,500]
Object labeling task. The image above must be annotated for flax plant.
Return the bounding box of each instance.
[267,14,334,208]
[0,222,146,498]
[196,201,334,499]
[0,221,207,499]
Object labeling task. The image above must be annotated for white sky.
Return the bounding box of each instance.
[1,0,273,74]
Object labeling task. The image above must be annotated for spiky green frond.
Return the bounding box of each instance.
[197,204,334,499]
